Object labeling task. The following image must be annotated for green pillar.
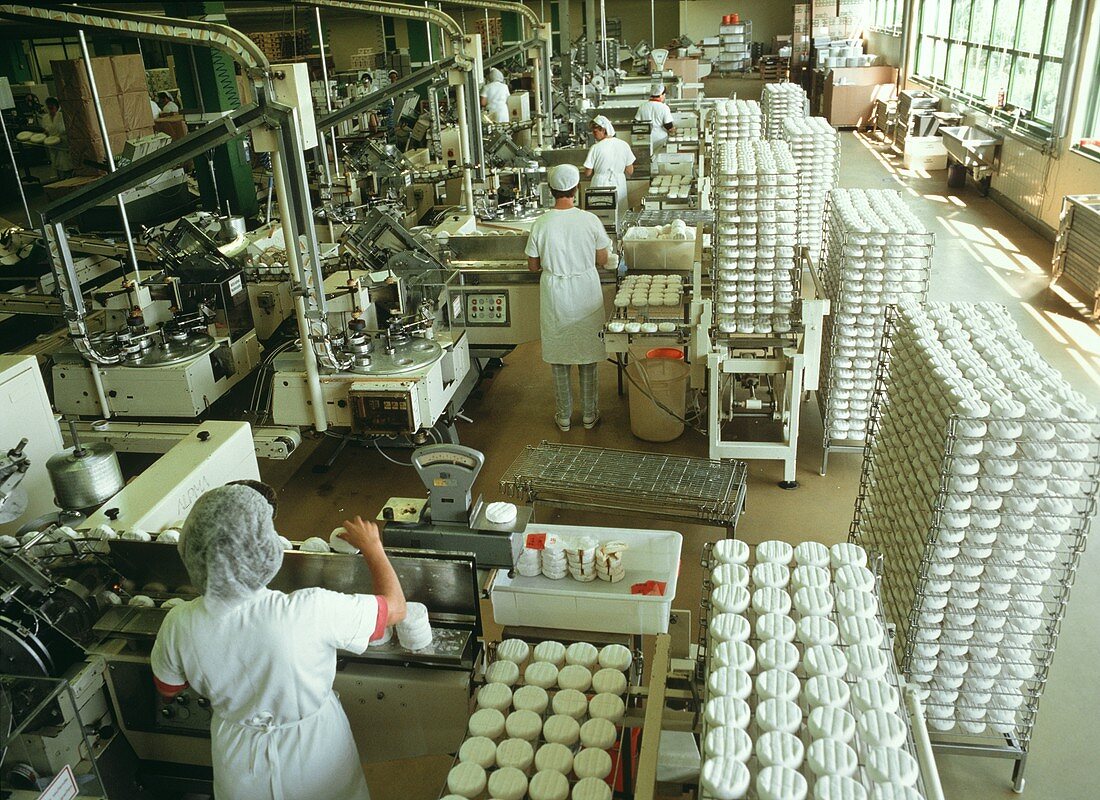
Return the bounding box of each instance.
[406,21,430,100]
[163,1,257,217]
[501,12,522,44]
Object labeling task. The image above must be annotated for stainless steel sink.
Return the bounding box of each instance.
[939,125,1003,169]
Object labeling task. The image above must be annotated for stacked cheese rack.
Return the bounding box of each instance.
[697,538,943,800]
[443,638,637,800]
[817,189,933,475]
[715,18,752,75]
[1051,194,1100,318]
[711,100,765,144]
[781,117,840,265]
[850,300,1100,792]
[711,139,801,336]
[761,84,808,140]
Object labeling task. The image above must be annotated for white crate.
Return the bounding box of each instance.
[490,524,683,635]
[623,229,698,271]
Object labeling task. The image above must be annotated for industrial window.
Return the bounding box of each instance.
[870,0,903,34]
[913,0,1077,138]
[1078,21,1100,155]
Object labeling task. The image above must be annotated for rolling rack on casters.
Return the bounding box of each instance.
[499,442,747,538]
[849,302,1100,792]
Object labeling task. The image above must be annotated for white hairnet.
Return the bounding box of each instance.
[649,82,665,97]
[179,485,283,608]
[591,115,616,137]
[548,164,580,191]
[489,68,505,83]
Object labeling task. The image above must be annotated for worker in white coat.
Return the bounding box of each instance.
[583,114,636,215]
[151,485,407,800]
[526,164,614,431]
[480,68,511,124]
[157,91,180,114]
[41,97,71,177]
[634,82,675,154]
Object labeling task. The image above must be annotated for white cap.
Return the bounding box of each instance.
[591,114,616,137]
[489,67,505,83]
[548,164,580,191]
[649,82,665,97]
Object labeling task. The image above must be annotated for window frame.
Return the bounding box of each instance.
[1076,51,1100,157]
[911,0,1075,141]
[869,0,904,35]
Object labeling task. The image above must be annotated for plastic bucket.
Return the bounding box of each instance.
[626,358,691,442]
[645,347,684,360]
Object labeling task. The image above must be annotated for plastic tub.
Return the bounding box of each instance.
[626,358,691,442]
[646,348,685,360]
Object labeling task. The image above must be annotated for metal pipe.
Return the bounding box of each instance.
[532,53,545,147]
[905,688,947,800]
[271,152,328,433]
[88,363,112,419]
[314,7,341,176]
[0,106,31,228]
[454,86,476,213]
[600,0,607,70]
[77,30,141,289]
[650,0,654,47]
[484,9,492,56]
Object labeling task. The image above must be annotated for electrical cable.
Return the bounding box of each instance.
[373,439,413,466]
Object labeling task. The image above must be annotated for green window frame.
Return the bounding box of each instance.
[912,0,1078,139]
[1077,19,1100,155]
[870,0,904,35]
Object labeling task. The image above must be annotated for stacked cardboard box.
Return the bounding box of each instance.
[52,54,154,170]
[247,30,311,61]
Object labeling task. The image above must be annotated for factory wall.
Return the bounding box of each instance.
[865,30,902,67]
[678,1,798,47]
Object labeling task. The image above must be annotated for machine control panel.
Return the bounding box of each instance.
[154,690,214,734]
[464,292,510,326]
[349,388,418,434]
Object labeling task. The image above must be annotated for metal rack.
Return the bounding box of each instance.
[817,190,934,475]
[499,442,747,535]
[761,83,808,140]
[695,541,945,800]
[714,19,753,75]
[1051,194,1100,319]
[781,116,839,266]
[849,303,1100,792]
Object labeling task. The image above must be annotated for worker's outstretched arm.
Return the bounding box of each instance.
[340,517,407,626]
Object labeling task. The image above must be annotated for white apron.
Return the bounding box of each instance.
[214,692,370,800]
[585,137,635,213]
[539,269,606,365]
[482,82,511,123]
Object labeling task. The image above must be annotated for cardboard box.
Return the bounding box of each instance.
[111,55,146,95]
[67,131,127,165]
[154,114,188,141]
[120,91,154,131]
[60,96,125,141]
[51,57,118,101]
[822,66,898,127]
[43,175,99,201]
[902,135,948,170]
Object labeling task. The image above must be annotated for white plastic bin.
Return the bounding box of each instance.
[490,524,683,635]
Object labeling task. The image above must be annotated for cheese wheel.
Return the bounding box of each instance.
[513,684,550,714]
[803,645,849,678]
[756,699,802,734]
[446,763,487,798]
[839,616,885,647]
[477,682,513,712]
[565,642,599,669]
[557,664,593,692]
[756,613,797,643]
[505,709,543,741]
[525,662,560,689]
[572,777,612,800]
[837,589,877,619]
[535,742,574,774]
[794,587,834,617]
[592,668,628,695]
[835,564,876,592]
[711,640,755,672]
[858,710,907,748]
[814,775,869,800]
[804,675,852,709]
[751,587,792,616]
[847,644,888,681]
[792,565,831,591]
[852,679,900,715]
[488,767,528,800]
[551,688,588,720]
[807,738,858,778]
[711,563,750,587]
[496,737,534,771]
[868,785,921,800]
[573,747,613,779]
[711,584,751,614]
[794,541,830,568]
[486,660,520,686]
[707,667,752,699]
[529,770,570,800]
[710,613,752,643]
[704,725,752,762]
[700,756,751,800]
[808,705,856,743]
[498,638,531,664]
[459,736,497,768]
[757,730,804,770]
[542,714,580,746]
[756,640,799,672]
[756,765,807,800]
[866,746,919,787]
[756,669,800,703]
[588,692,626,723]
[829,542,867,568]
[534,641,567,666]
[580,717,617,749]
[757,540,794,564]
[468,708,506,740]
[598,643,632,671]
[714,538,750,565]
[752,561,790,589]
[798,616,839,647]
[705,696,750,729]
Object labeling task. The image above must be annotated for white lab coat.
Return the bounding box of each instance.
[162,100,180,114]
[635,100,674,153]
[150,99,161,120]
[481,81,511,123]
[525,207,611,364]
[583,136,636,213]
[41,111,71,173]
[152,588,383,800]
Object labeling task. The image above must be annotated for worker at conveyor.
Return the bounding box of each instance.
[634,82,675,154]
[151,484,407,800]
[480,67,511,124]
[526,164,614,432]
[584,114,636,215]
[41,97,71,178]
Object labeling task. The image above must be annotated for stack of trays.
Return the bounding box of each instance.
[818,189,933,444]
[711,140,800,335]
[762,83,808,140]
[612,274,684,314]
[781,117,840,264]
[699,539,938,799]
[647,173,694,201]
[712,100,764,144]
[852,300,1099,747]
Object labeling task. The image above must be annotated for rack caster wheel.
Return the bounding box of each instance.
[778,481,798,490]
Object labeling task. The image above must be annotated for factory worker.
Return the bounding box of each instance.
[41,97,71,177]
[526,164,612,431]
[634,82,675,154]
[151,485,406,800]
[583,114,636,214]
[480,67,511,124]
[149,95,161,120]
[157,91,179,114]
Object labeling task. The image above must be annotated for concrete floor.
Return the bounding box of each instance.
[264,132,1100,800]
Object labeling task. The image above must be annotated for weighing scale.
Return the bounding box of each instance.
[380,444,531,567]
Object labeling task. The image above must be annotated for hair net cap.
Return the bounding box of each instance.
[489,67,505,83]
[649,82,665,97]
[591,115,616,137]
[179,485,283,609]
[548,164,580,191]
